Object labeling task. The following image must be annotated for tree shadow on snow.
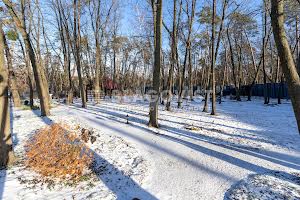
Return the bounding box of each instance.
[71,108,300,190]
[96,101,295,147]
[30,109,157,200]
[70,104,300,172]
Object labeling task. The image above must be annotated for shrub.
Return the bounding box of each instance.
[25,123,94,180]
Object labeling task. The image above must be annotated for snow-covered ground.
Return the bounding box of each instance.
[1,96,300,199]
[0,105,151,200]
[224,170,300,200]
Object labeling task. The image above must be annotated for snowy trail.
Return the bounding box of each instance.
[53,98,300,200]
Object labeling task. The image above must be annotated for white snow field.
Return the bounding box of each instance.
[1,97,300,200]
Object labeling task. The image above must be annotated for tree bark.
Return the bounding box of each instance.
[263,0,269,104]
[149,0,162,128]
[210,0,216,115]
[73,0,86,108]
[95,38,101,104]
[0,29,21,107]
[270,0,300,133]
[166,0,178,111]
[0,21,15,168]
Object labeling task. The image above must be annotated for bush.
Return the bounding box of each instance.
[25,123,94,180]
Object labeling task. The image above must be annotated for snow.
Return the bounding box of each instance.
[1,96,300,199]
[224,171,300,200]
[1,105,151,200]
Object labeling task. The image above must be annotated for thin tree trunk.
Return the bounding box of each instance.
[19,38,34,108]
[73,0,86,108]
[188,46,193,101]
[165,0,177,111]
[219,42,227,104]
[149,0,162,128]
[263,0,269,104]
[227,28,241,101]
[178,0,196,108]
[55,0,73,104]
[95,38,101,104]
[0,29,21,107]
[210,0,216,115]
[203,63,210,112]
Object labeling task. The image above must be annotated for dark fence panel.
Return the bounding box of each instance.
[223,83,289,98]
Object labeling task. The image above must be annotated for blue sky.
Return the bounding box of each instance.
[1,0,263,52]
[118,0,263,36]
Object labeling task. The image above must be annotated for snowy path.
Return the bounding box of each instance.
[53,98,300,200]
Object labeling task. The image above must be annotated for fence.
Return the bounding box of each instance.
[223,83,289,98]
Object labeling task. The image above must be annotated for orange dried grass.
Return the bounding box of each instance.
[25,123,94,180]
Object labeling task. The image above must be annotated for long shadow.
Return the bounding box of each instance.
[31,109,157,200]
[98,103,300,161]
[92,103,279,146]
[93,102,276,139]
[80,112,300,188]
[99,102,299,161]
[81,115,235,182]
[70,105,300,170]
[107,99,300,148]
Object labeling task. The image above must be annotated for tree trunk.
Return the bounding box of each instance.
[3,0,50,116]
[178,47,188,108]
[219,42,227,104]
[188,47,193,101]
[178,0,196,108]
[227,28,241,101]
[270,0,300,133]
[73,0,86,108]
[0,21,15,168]
[278,75,283,104]
[203,64,210,112]
[19,38,34,108]
[165,0,177,111]
[210,0,216,115]
[149,0,162,128]
[263,0,269,104]
[0,29,21,107]
[55,0,73,104]
[94,38,101,104]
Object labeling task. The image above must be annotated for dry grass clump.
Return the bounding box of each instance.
[25,123,94,180]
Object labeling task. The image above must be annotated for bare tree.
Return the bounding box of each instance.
[52,0,73,104]
[73,0,86,108]
[164,0,182,111]
[210,0,216,115]
[0,27,21,107]
[270,0,300,133]
[178,0,196,108]
[149,0,162,128]
[3,0,51,116]
[0,21,15,168]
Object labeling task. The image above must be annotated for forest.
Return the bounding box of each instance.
[0,0,300,199]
